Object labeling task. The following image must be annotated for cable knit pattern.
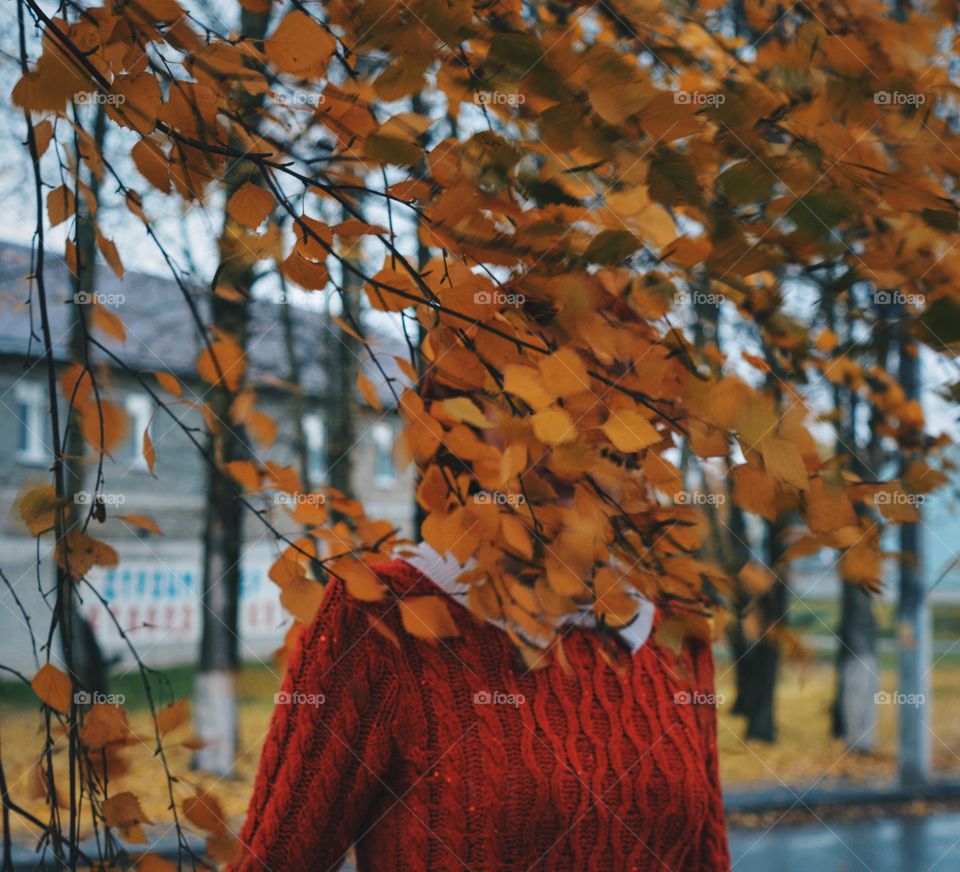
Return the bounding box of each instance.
[231,559,730,871]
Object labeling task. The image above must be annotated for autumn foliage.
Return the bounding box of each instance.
[7,0,960,865]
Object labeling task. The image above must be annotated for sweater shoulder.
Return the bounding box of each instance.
[371,557,449,597]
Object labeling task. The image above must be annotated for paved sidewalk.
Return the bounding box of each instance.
[729,812,960,871]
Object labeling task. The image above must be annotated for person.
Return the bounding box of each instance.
[229,539,730,870]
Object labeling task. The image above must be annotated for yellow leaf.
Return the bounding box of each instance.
[602,408,660,452]
[503,365,554,410]
[19,485,58,535]
[330,558,385,602]
[762,437,809,491]
[531,408,576,446]
[31,663,72,714]
[538,348,590,397]
[399,595,460,640]
[442,396,489,428]
[281,575,325,624]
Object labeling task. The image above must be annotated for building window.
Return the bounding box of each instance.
[125,394,154,470]
[15,383,47,464]
[303,413,326,485]
[372,422,396,489]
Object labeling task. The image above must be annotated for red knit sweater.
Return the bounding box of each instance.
[232,559,730,871]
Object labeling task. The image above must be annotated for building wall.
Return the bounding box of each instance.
[0,364,414,674]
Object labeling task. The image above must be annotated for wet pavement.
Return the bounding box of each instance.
[730,812,960,871]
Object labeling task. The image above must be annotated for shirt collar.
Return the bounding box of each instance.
[400,541,655,654]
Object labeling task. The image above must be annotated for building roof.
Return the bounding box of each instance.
[0,240,409,405]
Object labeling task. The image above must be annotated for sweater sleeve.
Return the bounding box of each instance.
[689,637,731,871]
[230,578,402,872]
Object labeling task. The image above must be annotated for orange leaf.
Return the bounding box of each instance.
[31,663,72,714]
[266,11,336,77]
[226,182,274,229]
[56,529,119,578]
[197,338,245,392]
[399,595,460,640]
[357,371,383,411]
[142,428,157,474]
[154,371,182,398]
[117,513,163,535]
[80,703,130,750]
[182,790,227,835]
[102,791,151,828]
[224,460,260,491]
[155,698,190,736]
[47,185,75,226]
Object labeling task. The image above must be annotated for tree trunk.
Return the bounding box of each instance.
[829,287,878,751]
[324,206,361,502]
[64,104,109,696]
[193,5,271,776]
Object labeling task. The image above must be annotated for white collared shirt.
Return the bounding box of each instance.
[400,541,656,654]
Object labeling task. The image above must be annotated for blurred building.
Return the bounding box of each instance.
[0,241,415,673]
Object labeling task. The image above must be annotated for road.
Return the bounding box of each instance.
[729,812,960,871]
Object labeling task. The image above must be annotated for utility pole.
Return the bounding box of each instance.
[898,335,930,786]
